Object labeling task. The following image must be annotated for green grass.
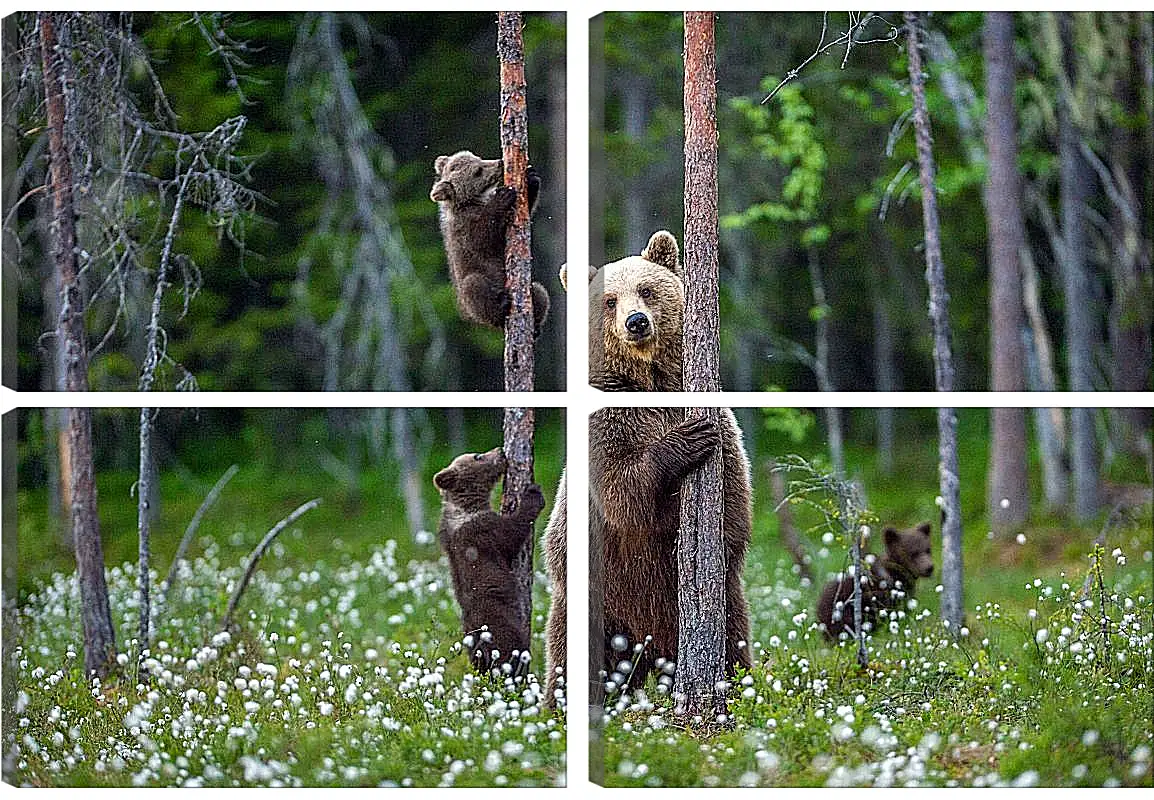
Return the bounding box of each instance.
[3,415,567,787]
[599,410,1153,787]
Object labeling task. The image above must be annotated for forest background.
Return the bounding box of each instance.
[5,11,568,394]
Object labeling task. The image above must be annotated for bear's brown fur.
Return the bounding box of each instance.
[587,230,684,391]
[543,230,754,700]
[434,447,545,675]
[816,522,934,640]
[430,150,549,334]
[541,470,567,706]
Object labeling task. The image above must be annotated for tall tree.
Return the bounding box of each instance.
[675,10,727,722]
[39,12,117,677]
[983,11,1029,531]
[497,11,536,663]
[1057,12,1100,520]
[905,11,964,632]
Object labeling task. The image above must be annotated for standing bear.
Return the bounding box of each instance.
[430,150,550,335]
[544,231,754,700]
[816,522,935,640]
[434,447,545,675]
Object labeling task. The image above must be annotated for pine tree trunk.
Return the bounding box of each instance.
[674,11,727,722]
[40,12,118,678]
[497,11,536,667]
[767,462,812,582]
[905,11,964,632]
[1057,12,1100,520]
[983,11,1029,531]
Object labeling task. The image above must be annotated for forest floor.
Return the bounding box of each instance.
[3,441,567,788]
[598,425,1154,787]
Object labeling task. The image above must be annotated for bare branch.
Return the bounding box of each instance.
[762,12,900,104]
[221,498,322,631]
[160,463,239,602]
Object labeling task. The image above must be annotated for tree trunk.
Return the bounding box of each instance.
[1057,12,1100,520]
[767,461,812,583]
[675,11,727,722]
[391,408,426,538]
[40,12,117,679]
[806,248,845,479]
[498,11,535,394]
[905,11,964,632]
[136,407,155,655]
[1107,12,1153,456]
[622,78,651,255]
[983,11,1029,531]
[1022,244,1071,511]
[497,11,536,667]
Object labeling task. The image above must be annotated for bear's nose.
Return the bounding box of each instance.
[625,312,651,336]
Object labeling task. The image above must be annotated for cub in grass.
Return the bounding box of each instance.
[817,522,934,640]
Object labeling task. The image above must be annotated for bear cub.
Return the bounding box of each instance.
[434,447,546,674]
[817,522,934,640]
[430,150,550,335]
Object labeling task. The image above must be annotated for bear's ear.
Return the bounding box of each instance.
[883,526,899,548]
[641,230,681,276]
[587,264,599,284]
[432,467,456,492]
[559,264,568,292]
[434,155,449,174]
[917,521,932,537]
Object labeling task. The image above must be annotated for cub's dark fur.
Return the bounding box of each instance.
[430,150,549,335]
[817,522,935,640]
[434,447,545,674]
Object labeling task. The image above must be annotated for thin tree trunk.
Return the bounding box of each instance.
[675,11,726,722]
[391,408,425,537]
[872,242,897,476]
[806,247,844,479]
[41,12,117,678]
[906,11,964,632]
[497,11,536,665]
[135,407,154,654]
[622,78,650,255]
[767,461,812,582]
[984,11,1029,531]
[498,11,535,394]
[1107,13,1153,455]
[1058,12,1100,520]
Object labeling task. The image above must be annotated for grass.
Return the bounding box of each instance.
[597,409,1153,787]
[3,411,567,787]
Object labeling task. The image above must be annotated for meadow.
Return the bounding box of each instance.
[3,409,567,787]
[597,409,1153,787]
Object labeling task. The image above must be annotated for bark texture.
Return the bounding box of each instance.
[983,11,1029,531]
[675,11,727,721]
[1057,12,1100,520]
[498,11,535,394]
[905,12,964,632]
[497,12,537,663]
[40,12,117,678]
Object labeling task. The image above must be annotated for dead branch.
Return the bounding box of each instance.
[762,12,901,104]
[160,463,239,602]
[220,498,321,631]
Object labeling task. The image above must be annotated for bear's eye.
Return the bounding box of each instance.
[605,297,617,310]
[639,287,654,301]
[473,453,484,461]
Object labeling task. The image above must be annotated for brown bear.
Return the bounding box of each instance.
[434,447,545,675]
[430,150,549,335]
[816,522,935,641]
[543,230,754,704]
[541,469,567,706]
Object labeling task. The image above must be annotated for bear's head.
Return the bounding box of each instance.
[882,522,934,578]
[589,231,685,391]
[434,447,506,508]
[430,151,503,205]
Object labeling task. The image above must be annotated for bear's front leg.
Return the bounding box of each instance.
[652,414,720,488]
